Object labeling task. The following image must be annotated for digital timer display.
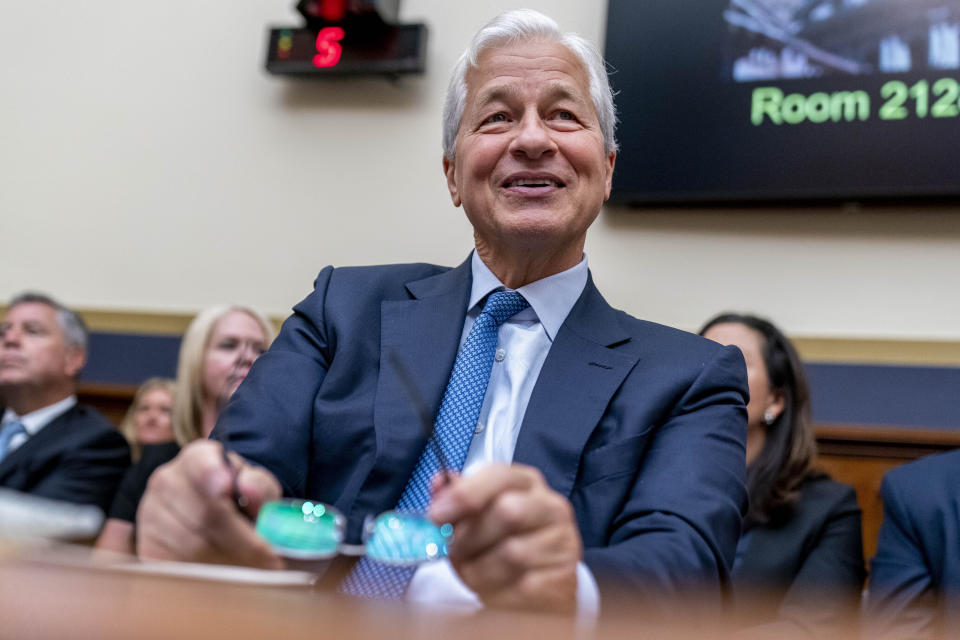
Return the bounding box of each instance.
[266,23,427,76]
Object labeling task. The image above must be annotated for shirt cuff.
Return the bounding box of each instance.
[405,558,601,621]
[576,561,601,623]
[405,559,481,611]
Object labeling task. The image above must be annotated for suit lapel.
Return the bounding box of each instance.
[0,406,75,484]
[513,275,640,498]
[360,259,472,514]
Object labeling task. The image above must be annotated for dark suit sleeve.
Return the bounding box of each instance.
[212,267,335,497]
[866,472,939,638]
[583,345,748,606]
[768,484,866,636]
[28,425,131,513]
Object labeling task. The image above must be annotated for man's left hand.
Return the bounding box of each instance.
[428,463,581,613]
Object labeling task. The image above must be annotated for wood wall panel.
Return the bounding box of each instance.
[77,382,137,427]
[814,424,960,563]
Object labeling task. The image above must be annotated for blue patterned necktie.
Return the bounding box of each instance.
[340,290,530,599]
[0,420,27,463]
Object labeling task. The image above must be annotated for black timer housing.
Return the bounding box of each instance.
[265,0,427,77]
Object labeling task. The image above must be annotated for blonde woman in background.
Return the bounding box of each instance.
[95,305,273,554]
[171,305,273,445]
[119,377,176,462]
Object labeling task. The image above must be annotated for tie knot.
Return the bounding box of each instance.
[480,290,529,327]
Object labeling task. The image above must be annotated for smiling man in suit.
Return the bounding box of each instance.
[137,10,748,616]
[0,292,130,512]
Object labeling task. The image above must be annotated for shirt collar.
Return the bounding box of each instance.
[1,395,77,436]
[469,250,588,341]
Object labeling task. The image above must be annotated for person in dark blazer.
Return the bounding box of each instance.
[866,449,960,638]
[701,313,865,635]
[0,292,129,513]
[136,10,750,616]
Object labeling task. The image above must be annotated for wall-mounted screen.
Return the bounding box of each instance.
[604,0,960,204]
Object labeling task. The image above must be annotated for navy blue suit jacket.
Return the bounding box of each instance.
[867,449,960,637]
[0,403,130,512]
[215,259,749,602]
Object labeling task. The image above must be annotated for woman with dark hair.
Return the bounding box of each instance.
[700,313,865,633]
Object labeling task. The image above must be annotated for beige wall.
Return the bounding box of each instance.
[2,1,959,340]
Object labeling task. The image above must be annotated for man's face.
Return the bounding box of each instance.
[0,302,84,392]
[444,39,615,253]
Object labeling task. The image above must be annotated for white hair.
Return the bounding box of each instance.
[441,9,617,159]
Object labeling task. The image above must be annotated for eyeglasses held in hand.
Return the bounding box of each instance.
[233,352,454,565]
[255,501,453,565]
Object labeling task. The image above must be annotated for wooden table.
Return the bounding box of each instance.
[0,543,873,640]
[0,545,595,640]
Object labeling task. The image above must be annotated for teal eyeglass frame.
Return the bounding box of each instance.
[246,353,456,566]
[256,499,454,565]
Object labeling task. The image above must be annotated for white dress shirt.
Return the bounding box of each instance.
[406,251,600,619]
[0,395,77,456]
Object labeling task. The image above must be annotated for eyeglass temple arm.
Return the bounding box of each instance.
[387,352,452,484]
[217,354,252,512]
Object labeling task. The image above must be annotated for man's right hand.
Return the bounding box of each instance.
[136,439,284,569]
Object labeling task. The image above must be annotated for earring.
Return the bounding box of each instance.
[763,410,776,425]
